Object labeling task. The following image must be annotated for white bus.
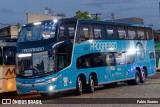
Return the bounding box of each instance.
[0,38,17,93]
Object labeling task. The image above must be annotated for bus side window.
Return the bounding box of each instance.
[117,26,127,39]
[78,24,90,42]
[77,55,91,69]
[77,58,83,69]
[126,53,134,64]
[137,28,146,40]
[128,27,137,39]
[93,55,102,67]
[68,26,75,39]
[59,25,66,40]
[106,26,118,40]
[115,52,126,65]
[146,28,152,40]
[105,53,115,66]
[93,25,105,39]
[3,47,16,65]
[58,55,65,70]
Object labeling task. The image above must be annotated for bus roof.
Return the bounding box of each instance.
[23,18,152,28]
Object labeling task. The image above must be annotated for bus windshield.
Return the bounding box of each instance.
[17,51,55,77]
[18,21,57,42]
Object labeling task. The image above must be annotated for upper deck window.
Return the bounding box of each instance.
[93,25,105,39]
[117,26,127,39]
[146,28,152,40]
[58,23,76,41]
[137,28,146,40]
[106,26,118,40]
[18,21,56,42]
[128,27,137,39]
[78,23,93,42]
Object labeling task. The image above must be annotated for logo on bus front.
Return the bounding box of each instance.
[90,42,117,51]
[22,47,45,53]
[5,67,16,78]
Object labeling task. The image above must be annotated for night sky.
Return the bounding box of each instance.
[0,0,160,29]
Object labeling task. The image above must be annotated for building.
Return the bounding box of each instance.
[0,24,20,38]
[108,17,144,24]
[0,11,65,39]
[26,13,65,23]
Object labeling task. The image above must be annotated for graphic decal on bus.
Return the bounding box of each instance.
[5,68,16,77]
[90,42,117,51]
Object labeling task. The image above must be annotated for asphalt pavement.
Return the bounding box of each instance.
[1,72,160,107]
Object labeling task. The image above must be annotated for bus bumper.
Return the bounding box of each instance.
[16,84,58,95]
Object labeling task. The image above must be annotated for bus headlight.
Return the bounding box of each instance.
[49,86,54,91]
[48,85,56,91]
[18,53,32,58]
[46,78,56,83]
[46,75,62,83]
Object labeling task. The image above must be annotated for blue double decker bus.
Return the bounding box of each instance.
[16,18,156,96]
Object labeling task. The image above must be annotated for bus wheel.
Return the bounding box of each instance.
[76,76,83,95]
[140,68,147,83]
[86,75,95,93]
[127,71,140,85]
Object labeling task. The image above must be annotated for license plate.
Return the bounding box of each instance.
[30,90,38,93]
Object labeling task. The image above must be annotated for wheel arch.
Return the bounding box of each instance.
[142,66,148,77]
[136,67,141,75]
[77,73,87,88]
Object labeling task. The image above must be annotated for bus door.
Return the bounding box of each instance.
[114,52,126,80]
[53,41,73,90]
[125,52,135,78]
[105,53,117,81]
[105,52,125,81]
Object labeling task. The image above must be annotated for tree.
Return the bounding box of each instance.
[73,10,102,20]
[73,10,91,19]
[92,16,102,21]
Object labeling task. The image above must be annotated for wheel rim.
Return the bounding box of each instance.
[91,79,94,92]
[136,73,140,83]
[78,78,82,93]
[141,70,146,81]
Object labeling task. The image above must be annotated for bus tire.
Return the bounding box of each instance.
[127,71,140,85]
[140,68,147,83]
[86,75,95,93]
[76,76,83,95]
